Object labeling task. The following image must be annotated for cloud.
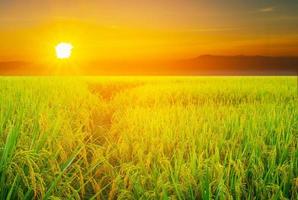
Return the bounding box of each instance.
[259,7,274,13]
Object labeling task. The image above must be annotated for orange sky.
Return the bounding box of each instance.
[1,0,298,63]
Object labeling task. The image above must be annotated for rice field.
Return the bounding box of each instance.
[0,76,297,199]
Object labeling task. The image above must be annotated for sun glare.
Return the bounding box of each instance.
[55,42,73,59]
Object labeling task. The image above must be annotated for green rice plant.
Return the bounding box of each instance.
[0,76,296,199]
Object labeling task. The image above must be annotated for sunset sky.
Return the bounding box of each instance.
[1,0,298,64]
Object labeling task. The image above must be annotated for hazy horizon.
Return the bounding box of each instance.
[1,55,297,75]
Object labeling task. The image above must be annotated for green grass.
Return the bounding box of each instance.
[0,76,297,199]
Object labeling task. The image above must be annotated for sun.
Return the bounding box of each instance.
[55,42,73,59]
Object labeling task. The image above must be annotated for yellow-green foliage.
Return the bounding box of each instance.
[0,77,297,199]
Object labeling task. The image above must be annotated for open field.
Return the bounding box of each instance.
[0,77,297,199]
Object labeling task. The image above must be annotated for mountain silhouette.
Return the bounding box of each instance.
[0,56,297,75]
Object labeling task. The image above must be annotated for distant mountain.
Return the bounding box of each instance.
[0,61,40,75]
[85,55,298,75]
[0,56,297,75]
[176,55,298,75]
